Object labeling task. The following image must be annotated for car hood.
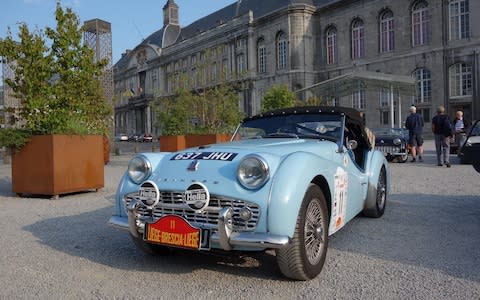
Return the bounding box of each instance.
[149,138,338,194]
[170,138,338,159]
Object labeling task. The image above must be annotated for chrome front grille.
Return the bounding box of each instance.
[125,191,260,232]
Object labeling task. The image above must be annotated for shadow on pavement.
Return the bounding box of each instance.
[330,193,480,282]
[23,205,282,280]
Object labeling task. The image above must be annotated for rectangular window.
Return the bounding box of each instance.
[258,45,267,73]
[380,14,394,52]
[379,88,390,108]
[449,0,470,40]
[277,38,288,70]
[326,30,337,64]
[412,6,430,46]
[352,26,365,59]
[352,88,366,110]
[236,54,245,75]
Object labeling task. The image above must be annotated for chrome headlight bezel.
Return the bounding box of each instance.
[127,155,152,184]
[237,154,270,190]
[393,138,402,146]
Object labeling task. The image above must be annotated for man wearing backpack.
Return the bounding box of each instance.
[431,106,452,167]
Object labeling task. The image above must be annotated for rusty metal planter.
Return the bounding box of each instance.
[12,135,104,198]
[159,134,231,152]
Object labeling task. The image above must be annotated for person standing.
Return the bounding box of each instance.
[431,106,452,167]
[405,106,424,162]
[452,110,471,154]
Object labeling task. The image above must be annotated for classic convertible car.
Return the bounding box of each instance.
[109,106,389,280]
[371,127,409,163]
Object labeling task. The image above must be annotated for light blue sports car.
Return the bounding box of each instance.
[109,106,389,280]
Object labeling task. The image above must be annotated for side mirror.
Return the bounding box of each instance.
[348,139,358,151]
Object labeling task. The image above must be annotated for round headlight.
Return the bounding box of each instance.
[237,155,269,190]
[127,155,152,184]
[393,138,401,145]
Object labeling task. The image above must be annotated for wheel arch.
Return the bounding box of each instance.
[311,175,332,221]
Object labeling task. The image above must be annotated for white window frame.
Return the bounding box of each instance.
[380,10,395,53]
[352,19,365,59]
[412,1,430,46]
[449,63,472,97]
[277,32,288,70]
[257,39,267,73]
[449,0,470,40]
[413,68,432,104]
[326,27,337,65]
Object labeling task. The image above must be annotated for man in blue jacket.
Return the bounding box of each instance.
[405,105,424,162]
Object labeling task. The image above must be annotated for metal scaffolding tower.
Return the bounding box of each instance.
[83,19,114,104]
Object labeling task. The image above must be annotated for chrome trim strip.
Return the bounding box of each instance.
[108,216,129,229]
[211,232,290,249]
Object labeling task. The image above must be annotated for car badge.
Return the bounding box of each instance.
[380,140,384,144]
[184,182,210,212]
[187,160,199,171]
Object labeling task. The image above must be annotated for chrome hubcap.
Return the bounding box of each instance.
[304,199,324,265]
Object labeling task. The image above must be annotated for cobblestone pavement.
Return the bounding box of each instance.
[0,140,478,299]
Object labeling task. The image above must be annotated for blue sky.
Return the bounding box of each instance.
[1,0,235,70]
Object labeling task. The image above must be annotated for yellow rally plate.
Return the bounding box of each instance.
[145,215,201,250]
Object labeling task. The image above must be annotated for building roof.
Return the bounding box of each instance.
[114,0,341,68]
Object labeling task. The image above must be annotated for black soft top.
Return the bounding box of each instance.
[245,106,364,126]
[244,106,372,149]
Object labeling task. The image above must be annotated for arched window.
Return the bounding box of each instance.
[449,0,470,40]
[351,19,365,59]
[449,63,472,97]
[412,1,429,46]
[413,68,431,104]
[257,38,267,73]
[380,10,394,52]
[277,32,288,70]
[326,26,338,64]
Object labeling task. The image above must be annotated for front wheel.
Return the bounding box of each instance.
[275,184,329,280]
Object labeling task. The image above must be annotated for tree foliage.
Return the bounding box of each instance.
[0,2,112,148]
[155,50,243,136]
[261,84,297,112]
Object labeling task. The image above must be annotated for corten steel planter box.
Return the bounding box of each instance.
[103,136,110,165]
[12,135,104,198]
[159,134,231,152]
[159,135,186,152]
[185,134,231,148]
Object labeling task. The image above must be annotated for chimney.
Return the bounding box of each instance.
[163,0,179,27]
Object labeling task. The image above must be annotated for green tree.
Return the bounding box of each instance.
[0,2,111,148]
[155,49,243,136]
[261,84,296,112]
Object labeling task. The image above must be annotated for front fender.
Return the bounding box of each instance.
[267,151,337,238]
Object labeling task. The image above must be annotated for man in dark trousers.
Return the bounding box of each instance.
[431,105,452,167]
[405,105,424,162]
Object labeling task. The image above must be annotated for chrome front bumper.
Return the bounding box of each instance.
[109,198,290,250]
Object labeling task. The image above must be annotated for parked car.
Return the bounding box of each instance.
[129,133,141,142]
[109,106,389,280]
[458,120,480,164]
[371,127,409,163]
[115,133,129,142]
[140,133,154,143]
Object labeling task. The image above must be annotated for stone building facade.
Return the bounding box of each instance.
[113,0,480,136]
